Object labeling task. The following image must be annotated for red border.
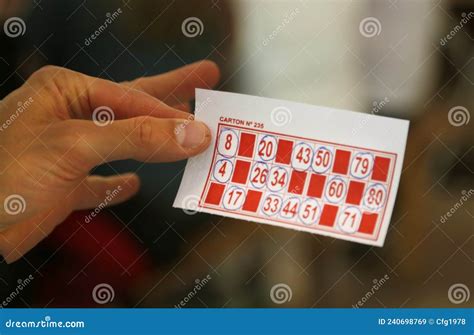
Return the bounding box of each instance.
[199,123,398,242]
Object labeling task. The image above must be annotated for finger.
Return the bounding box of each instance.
[123,60,220,106]
[85,78,192,121]
[72,173,140,210]
[63,118,211,170]
[31,66,191,121]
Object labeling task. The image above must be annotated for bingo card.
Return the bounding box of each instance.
[174,89,409,246]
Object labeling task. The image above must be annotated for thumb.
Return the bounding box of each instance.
[60,117,211,170]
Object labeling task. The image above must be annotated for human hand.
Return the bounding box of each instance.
[0,60,220,263]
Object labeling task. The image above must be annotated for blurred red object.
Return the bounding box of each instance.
[35,210,153,307]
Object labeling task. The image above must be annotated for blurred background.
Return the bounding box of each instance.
[0,0,472,307]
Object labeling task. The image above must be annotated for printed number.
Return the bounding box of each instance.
[218,129,238,157]
[219,163,227,176]
[337,207,362,234]
[223,186,245,210]
[257,135,277,161]
[325,177,347,203]
[224,134,232,150]
[292,143,312,171]
[363,184,386,211]
[262,194,282,216]
[213,159,233,183]
[280,198,300,220]
[350,153,373,179]
[267,166,288,192]
[312,146,333,173]
[299,199,320,225]
[250,162,269,188]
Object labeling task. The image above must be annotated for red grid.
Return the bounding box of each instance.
[199,124,397,242]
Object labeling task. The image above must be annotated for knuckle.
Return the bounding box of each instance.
[30,66,88,118]
[28,66,75,114]
[133,116,156,148]
[126,78,144,91]
[30,65,63,81]
[30,65,80,87]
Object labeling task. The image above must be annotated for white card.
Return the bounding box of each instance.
[173,89,409,247]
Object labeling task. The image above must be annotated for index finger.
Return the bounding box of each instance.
[30,66,191,121]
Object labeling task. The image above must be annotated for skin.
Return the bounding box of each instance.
[0,60,220,263]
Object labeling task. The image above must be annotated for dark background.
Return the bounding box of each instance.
[0,0,472,307]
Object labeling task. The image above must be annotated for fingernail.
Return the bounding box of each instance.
[176,121,208,149]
